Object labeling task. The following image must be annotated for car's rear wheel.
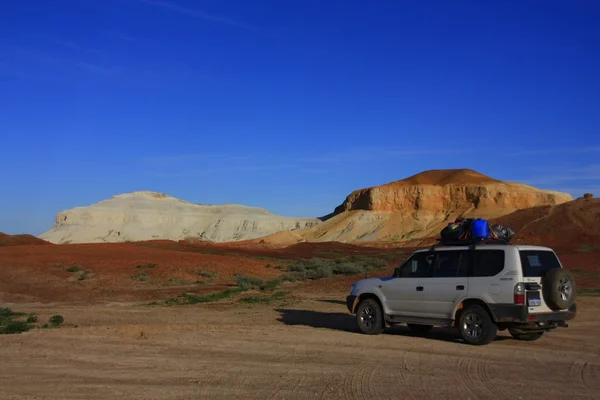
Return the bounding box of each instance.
[508,329,544,341]
[457,304,498,345]
[355,298,384,335]
[407,323,433,334]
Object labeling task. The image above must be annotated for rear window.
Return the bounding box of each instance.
[519,250,561,277]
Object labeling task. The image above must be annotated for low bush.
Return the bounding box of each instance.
[278,256,388,281]
[234,274,266,291]
[196,269,218,278]
[136,263,158,269]
[239,291,288,304]
[66,265,81,273]
[0,308,66,334]
[49,315,64,327]
[166,288,245,305]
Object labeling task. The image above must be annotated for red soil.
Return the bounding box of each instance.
[490,198,600,250]
[0,240,405,304]
[0,232,52,246]
[0,242,280,304]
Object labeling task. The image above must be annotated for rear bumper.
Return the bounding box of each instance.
[490,302,577,324]
[346,295,357,313]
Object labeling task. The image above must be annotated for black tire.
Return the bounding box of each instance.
[407,323,433,334]
[509,329,544,341]
[457,304,498,346]
[542,268,576,311]
[355,298,384,335]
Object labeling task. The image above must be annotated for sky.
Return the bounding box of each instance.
[1,0,599,235]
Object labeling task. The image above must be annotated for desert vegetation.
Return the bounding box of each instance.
[0,308,65,335]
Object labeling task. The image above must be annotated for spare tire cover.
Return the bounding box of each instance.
[542,268,576,311]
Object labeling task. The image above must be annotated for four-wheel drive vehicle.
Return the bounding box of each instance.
[346,243,577,345]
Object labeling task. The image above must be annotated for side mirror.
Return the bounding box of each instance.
[394,267,400,278]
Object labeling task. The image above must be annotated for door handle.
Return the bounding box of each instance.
[416,286,424,291]
[456,285,464,290]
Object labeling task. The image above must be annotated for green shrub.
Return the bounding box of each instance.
[166,288,244,305]
[280,256,388,281]
[49,315,64,326]
[132,271,150,281]
[576,244,595,253]
[195,269,218,278]
[66,265,82,273]
[234,274,266,291]
[239,291,287,304]
[0,308,40,335]
[136,263,158,269]
[0,321,31,334]
[0,308,25,320]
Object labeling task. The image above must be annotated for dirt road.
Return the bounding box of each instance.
[1,294,599,399]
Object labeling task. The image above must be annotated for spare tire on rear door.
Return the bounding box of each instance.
[542,268,576,311]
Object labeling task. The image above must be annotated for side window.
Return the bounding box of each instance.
[457,251,471,277]
[472,250,505,277]
[433,251,463,278]
[399,252,435,278]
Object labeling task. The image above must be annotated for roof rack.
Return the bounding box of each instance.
[428,237,512,252]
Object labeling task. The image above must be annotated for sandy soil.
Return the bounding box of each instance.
[1,292,599,400]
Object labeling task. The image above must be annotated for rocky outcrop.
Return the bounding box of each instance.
[39,191,320,244]
[328,169,571,216]
[260,169,573,245]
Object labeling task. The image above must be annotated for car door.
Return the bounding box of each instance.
[426,250,470,319]
[379,251,435,317]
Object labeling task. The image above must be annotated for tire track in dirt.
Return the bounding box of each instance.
[340,357,373,400]
[569,359,589,389]
[587,362,600,387]
[399,346,439,399]
[338,345,395,400]
[264,344,311,400]
[174,348,231,400]
[572,360,600,389]
[457,356,507,400]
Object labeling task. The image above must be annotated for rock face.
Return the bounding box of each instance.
[261,169,573,245]
[328,169,570,216]
[39,191,320,244]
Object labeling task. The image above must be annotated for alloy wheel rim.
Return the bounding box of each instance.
[359,306,375,329]
[463,313,484,339]
[558,277,572,301]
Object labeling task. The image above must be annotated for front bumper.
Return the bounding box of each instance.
[490,302,577,324]
[346,295,357,313]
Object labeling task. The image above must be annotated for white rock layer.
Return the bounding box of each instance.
[39,191,320,244]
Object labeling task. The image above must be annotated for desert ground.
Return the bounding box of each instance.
[1,292,600,399]
[1,238,599,399]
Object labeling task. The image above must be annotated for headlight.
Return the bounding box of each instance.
[350,284,356,294]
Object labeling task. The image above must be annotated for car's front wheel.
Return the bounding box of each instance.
[355,298,384,335]
[457,304,498,345]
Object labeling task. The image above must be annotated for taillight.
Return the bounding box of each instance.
[514,282,525,305]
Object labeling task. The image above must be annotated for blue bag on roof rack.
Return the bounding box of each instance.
[439,217,515,245]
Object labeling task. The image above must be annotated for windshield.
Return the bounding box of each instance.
[519,250,561,277]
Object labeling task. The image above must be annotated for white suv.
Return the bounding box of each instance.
[346,242,577,345]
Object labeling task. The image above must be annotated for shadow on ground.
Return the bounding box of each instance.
[275,308,510,344]
[317,299,346,305]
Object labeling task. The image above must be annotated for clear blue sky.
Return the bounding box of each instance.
[1,0,599,235]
